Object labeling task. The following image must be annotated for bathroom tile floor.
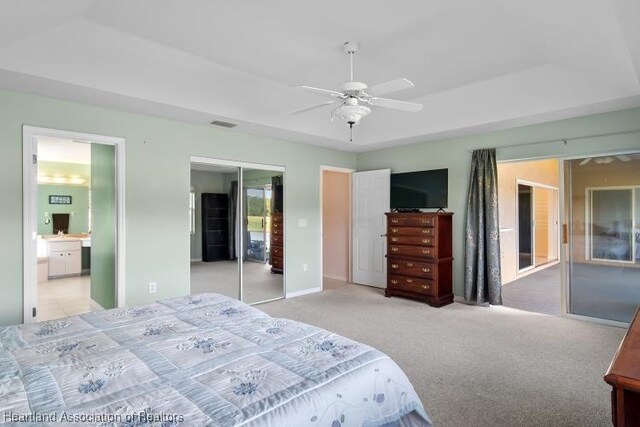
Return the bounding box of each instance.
[37,275,102,321]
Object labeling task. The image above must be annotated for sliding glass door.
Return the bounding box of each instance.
[245,186,268,263]
[566,154,640,323]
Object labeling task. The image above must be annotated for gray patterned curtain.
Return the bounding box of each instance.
[464,148,502,305]
[228,180,238,259]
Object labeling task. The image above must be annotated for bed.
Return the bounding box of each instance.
[0,293,431,426]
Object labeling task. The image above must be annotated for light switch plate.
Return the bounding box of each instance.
[297,218,308,228]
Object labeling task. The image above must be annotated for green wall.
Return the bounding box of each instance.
[90,144,116,310]
[190,169,230,260]
[357,108,640,296]
[0,88,356,326]
[37,184,89,235]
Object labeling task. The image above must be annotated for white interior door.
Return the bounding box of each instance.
[352,169,390,288]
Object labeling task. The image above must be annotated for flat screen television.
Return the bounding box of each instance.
[390,169,448,210]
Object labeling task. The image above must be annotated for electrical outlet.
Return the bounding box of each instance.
[303,263,308,272]
[149,282,157,294]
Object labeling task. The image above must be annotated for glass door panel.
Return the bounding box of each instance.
[518,184,533,270]
[567,155,640,323]
[590,189,632,261]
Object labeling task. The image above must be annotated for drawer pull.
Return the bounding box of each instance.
[421,284,431,290]
[391,237,398,242]
[422,239,431,244]
[421,229,430,234]
[406,279,413,283]
[391,264,399,269]
[391,247,398,252]
[391,219,399,224]
[421,219,431,224]
[406,262,414,267]
[422,249,431,254]
[422,267,431,273]
[391,279,398,284]
[391,228,398,233]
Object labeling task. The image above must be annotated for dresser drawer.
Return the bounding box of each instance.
[388,235,435,246]
[388,245,435,259]
[271,245,284,257]
[272,226,283,236]
[388,274,434,295]
[272,214,283,224]
[271,257,283,270]
[388,260,435,279]
[388,226,434,237]
[388,216,435,227]
[272,235,283,245]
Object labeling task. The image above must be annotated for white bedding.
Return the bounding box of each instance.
[0,293,431,426]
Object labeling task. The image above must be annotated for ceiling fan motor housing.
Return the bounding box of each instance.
[340,81,367,94]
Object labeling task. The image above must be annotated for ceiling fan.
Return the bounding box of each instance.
[578,155,632,166]
[289,42,423,141]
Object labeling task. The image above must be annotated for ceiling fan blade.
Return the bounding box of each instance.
[367,78,415,96]
[579,158,592,166]
[297,86,345,98]
[616,155,632,162]
[288,100,338,116]
[368,97,423,112]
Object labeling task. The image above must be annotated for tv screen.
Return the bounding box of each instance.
[390,169,448,209]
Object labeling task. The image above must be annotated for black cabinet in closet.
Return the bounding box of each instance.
[202,193,229,262]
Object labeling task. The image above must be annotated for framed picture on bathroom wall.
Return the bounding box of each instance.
[49,195,72,205]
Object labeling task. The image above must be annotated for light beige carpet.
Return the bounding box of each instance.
[260,280,626,427]
[190,260,284,304]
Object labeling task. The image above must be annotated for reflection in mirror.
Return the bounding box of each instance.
[242,168,284,304]
[189,163,241,300]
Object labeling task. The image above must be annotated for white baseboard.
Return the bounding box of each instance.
[89,298,105,311]
[323,274,348,282]
[191,258,202,263]
[286,286,322,299]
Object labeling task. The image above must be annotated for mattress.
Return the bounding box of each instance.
[0,293,431,426]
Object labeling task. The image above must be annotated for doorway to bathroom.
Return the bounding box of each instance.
[23,126,124,323]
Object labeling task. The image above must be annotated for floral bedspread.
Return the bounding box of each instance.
[0,293,431,426]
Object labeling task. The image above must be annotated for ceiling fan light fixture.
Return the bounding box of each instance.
[594,156,614,164]
[332,103,371,126]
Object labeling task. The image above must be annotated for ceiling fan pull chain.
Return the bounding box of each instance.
[349,51,354,82]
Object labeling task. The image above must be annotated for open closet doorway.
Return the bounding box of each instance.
[320,166,354,291]
[23,127,124,324]
[497,159,561,315]
[189,157,285,305]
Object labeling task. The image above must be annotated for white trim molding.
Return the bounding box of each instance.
[286,286,322,299]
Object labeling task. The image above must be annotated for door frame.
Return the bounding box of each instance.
[190,156,286,303]
[319,165,355,291]
[23,125,126,324]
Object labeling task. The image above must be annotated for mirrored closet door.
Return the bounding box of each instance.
[242,168,284,304]
[190,158,284,305]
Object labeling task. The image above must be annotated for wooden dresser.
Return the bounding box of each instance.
[385,212,453,307]
[270,212,284,274]
[605,307,640,426]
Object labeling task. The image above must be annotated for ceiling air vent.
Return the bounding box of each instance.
[210,120,237,129]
